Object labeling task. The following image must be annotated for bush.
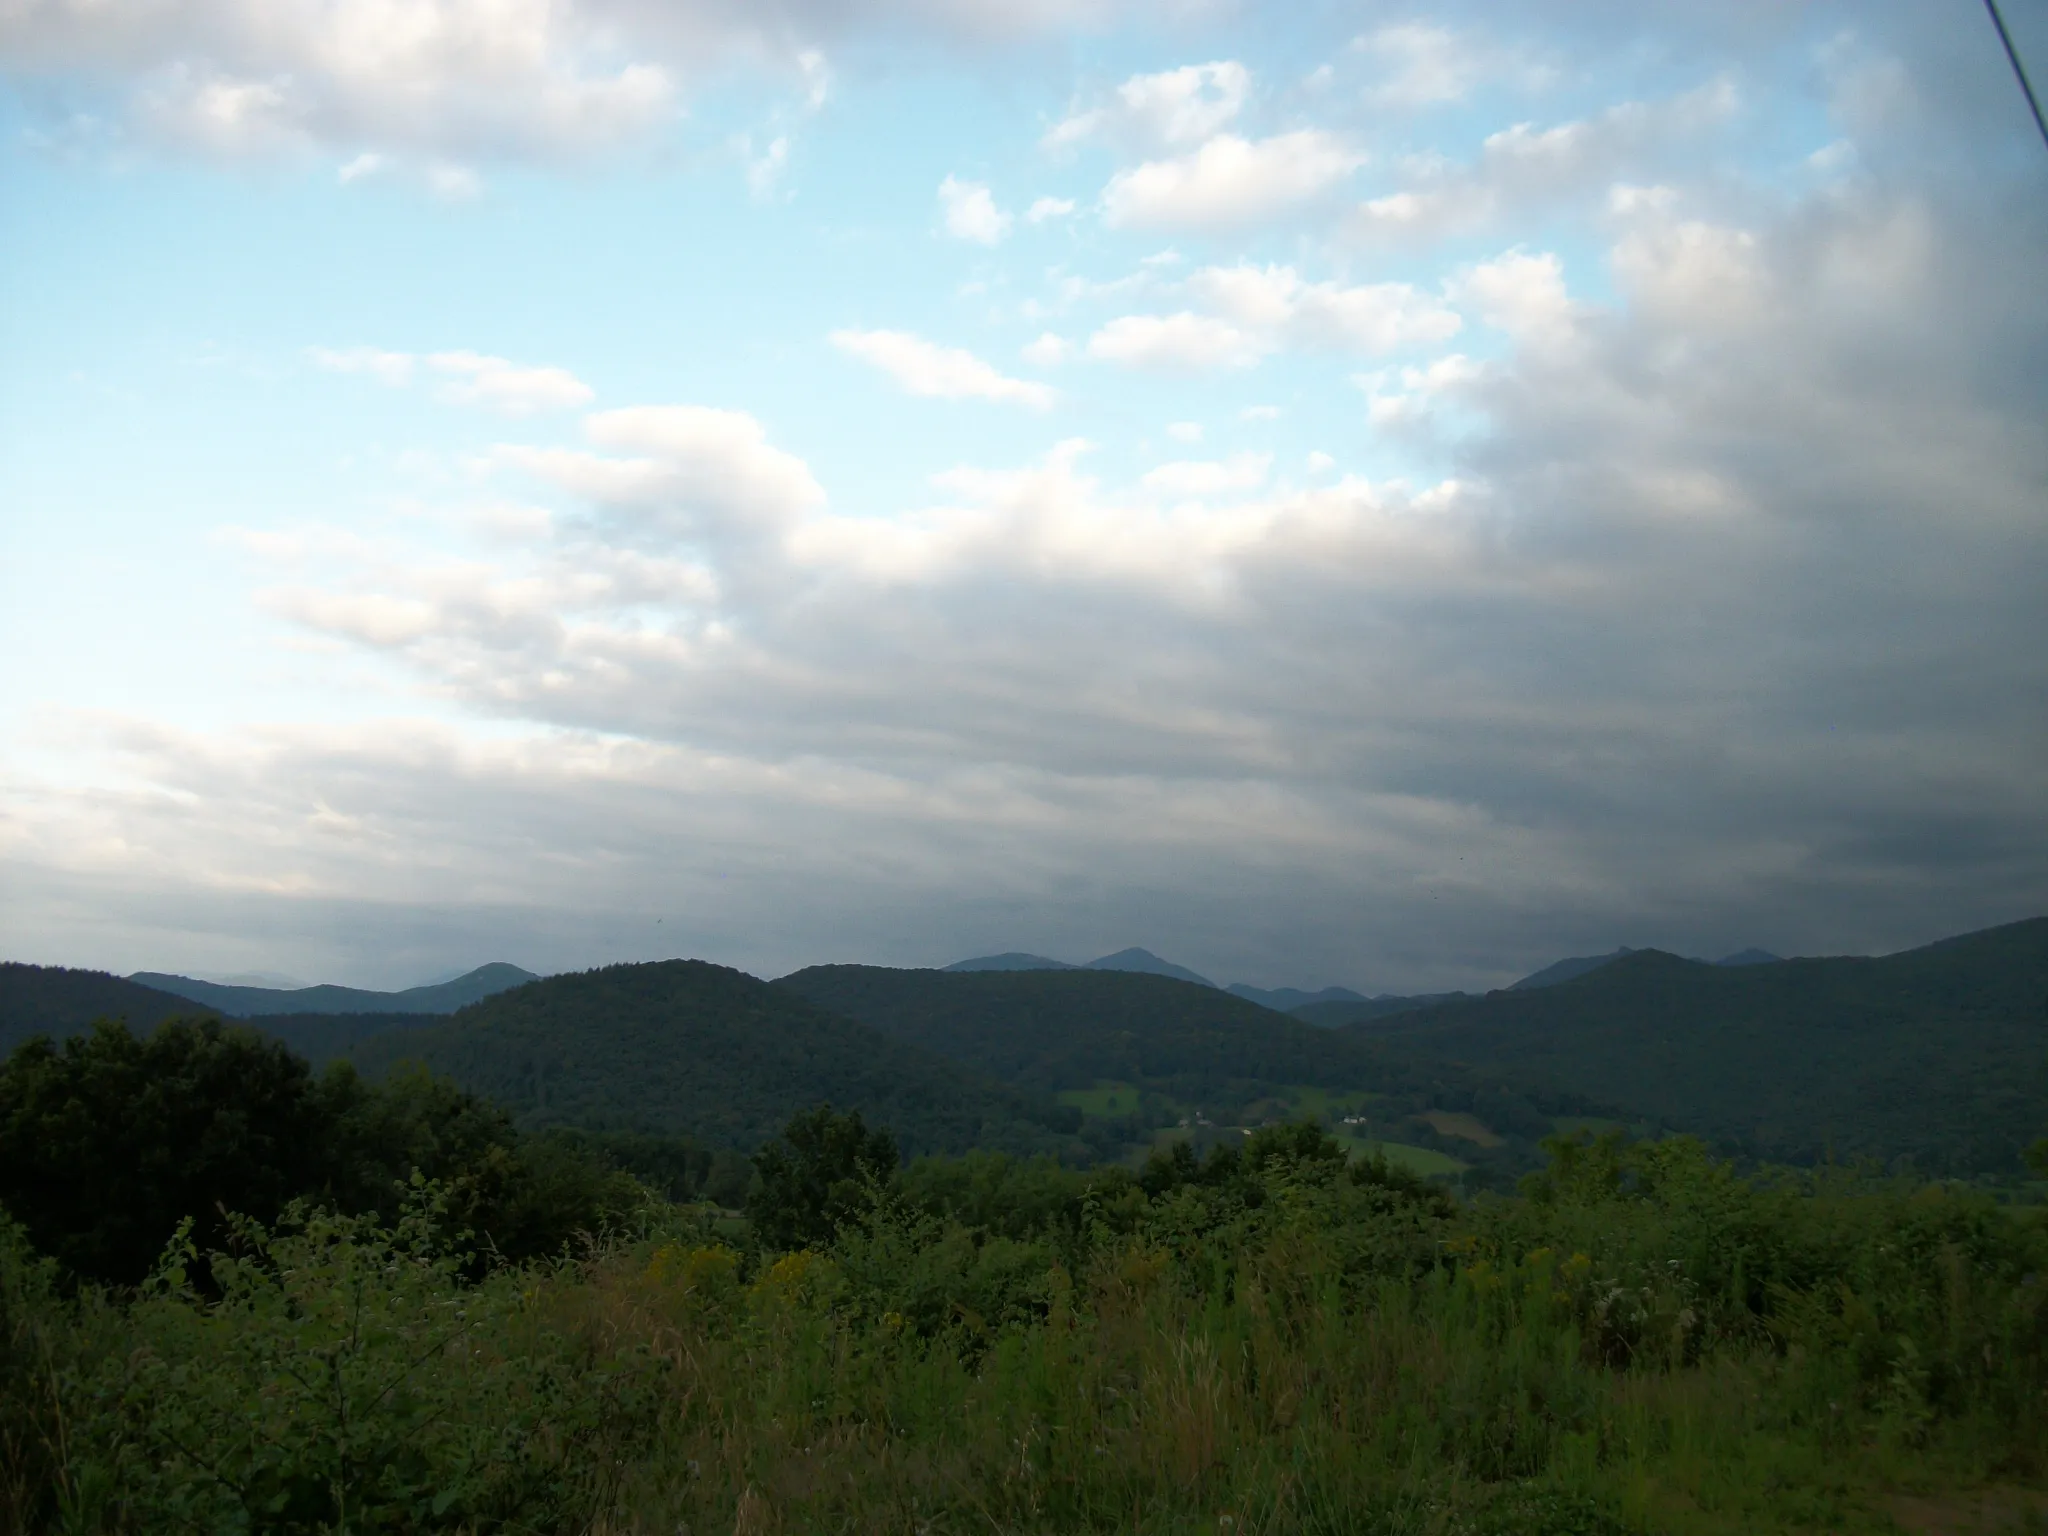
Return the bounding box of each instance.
[54,1187,665,1533]
[749,1104,899,1252]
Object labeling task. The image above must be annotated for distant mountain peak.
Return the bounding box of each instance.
[1716,948,1781,967]
[1083,948,1215,988]
[202,971,310,990]
[1508,947,1636,991]
[943,952,1079,973]
[126,962,539,1018]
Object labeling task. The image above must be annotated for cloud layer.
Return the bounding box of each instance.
[5,2,2045,991]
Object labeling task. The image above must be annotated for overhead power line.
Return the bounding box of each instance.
[1984,0,2048,151]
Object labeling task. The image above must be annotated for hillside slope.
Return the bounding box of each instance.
[772,966,1594,1135]
[131,962,538,1017]
[342,960,1076,1156]
[1291,993,1471,1028]
[0,965,221,1054]
[1361,917,2048,1174]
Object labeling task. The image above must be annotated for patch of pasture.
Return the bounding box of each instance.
[1418,1109,1504,1147]
[1330,1131,1469,1177]
[1054,1082,1149,1118]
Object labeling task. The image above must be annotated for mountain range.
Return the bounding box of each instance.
[4,916,2040,1178]
[944,946,1218,988]
[942,941,1782,1016]
[1354,918,2046,1174]
[129,962,537,1017]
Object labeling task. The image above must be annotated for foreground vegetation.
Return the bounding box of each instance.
[4,1053,2046,1533]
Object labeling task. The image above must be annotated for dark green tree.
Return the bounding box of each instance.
[0,1022,644,1286]
[749,1104,898,1251]
[0,1018,329,1284]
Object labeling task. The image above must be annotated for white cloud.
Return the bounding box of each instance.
[796,48,831,111]
[1165,421,1202,443]
[1026,195,1076,222]
[1189,263,1462,353]
[1101,130,1362,230]
[311,345,593,412]
[1349,77,1739,243]
[832,329,1057,408]
[1046,60,1250,152]
[309,345,415,386]
[1360,353,1483,427]
[1140,452,1271,499]
[1450,249,1578,345]
[337,151,384,182]
[1352,22,1552,111]
[428,352,594,413]
[1085,263,1460,378]
[1021,332,1071,366]
[1240,404,1281,421]
[424,161,483,199]
[0,0,1151,166]
[1306,450,1335,473]
[938,175,1011,244]
[739,133,790,199]
[583,406,824,527]
[496,406,824,555]
[1354,23,1478,108]
[1085,312,1265,371]
[9,0,679,163]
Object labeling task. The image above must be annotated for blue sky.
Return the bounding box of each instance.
[2,0,2045,990]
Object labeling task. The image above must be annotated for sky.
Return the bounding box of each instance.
[1,0,2044,994]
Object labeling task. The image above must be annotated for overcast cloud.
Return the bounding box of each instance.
[1,0,2043,991]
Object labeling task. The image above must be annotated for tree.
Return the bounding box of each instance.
[0,1018,329,1284]
[749,1104,898,1251]
[0,1021,644,1286]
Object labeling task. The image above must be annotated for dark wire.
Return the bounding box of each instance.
[1985,0,2048,151]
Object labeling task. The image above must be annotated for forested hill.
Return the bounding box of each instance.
[0,963,443,1064]
[771,965,1595,1122]
[1359,916,2048,1175]
[339,960,1079,1157]
[0,965,219,1054]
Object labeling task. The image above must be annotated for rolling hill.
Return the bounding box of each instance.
[771,964,1596,1143]
[1,961,448,1073]
[0,965,222,1054]
[1082,948,1215,987]
[1227,983,1368,1012]
[944,952,1077,972]
[338,960,1079,1157]
[1290,992,1472,1028]
[131,962,538,1017]
[1510,948,1638,990]
[1357,916,2048,1175]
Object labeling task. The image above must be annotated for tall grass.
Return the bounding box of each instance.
[5,1135,2045,1534]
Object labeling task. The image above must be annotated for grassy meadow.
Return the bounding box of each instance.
[5,1122,2046,1535]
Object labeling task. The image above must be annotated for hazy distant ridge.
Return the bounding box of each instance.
[131,962,538,1017]
[946,947,1217,987]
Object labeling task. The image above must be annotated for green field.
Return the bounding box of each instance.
[1055,1081,1149,1117]
[1263,1084,1382,1119]
[1330,1130,1469,1176]
[1418,1109,1503,1147]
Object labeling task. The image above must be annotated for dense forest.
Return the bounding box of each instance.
[1,1011,2044,1533]
[9,916,2047,1182]
[1354,917,2048,1175]
[338,960,1084,1157]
